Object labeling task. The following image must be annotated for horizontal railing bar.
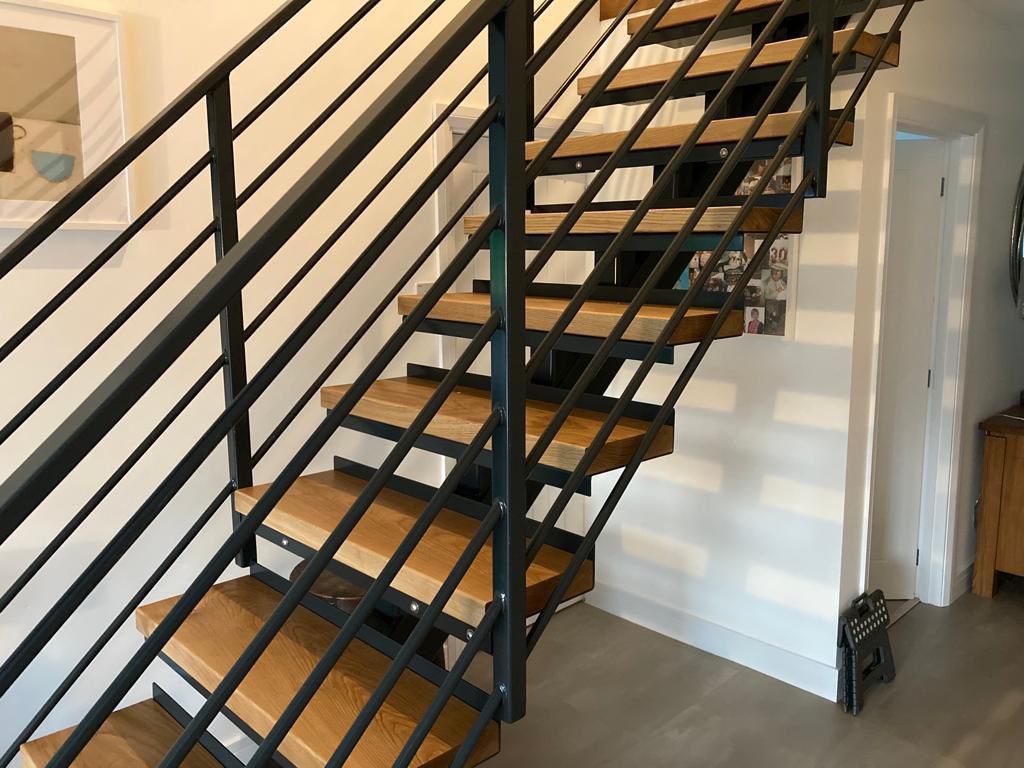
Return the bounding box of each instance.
[152,217,501,768]
[523,0,799,370]
[236,0,446,208]
[0,156,211,367]
[533,0,634,124]
[250,406,502,766]
[0,222,217,448]
[524,22,812,475]
[0,0,499,552]
[0,0,313,278]
[393,601,501,768]
[0,355,225,616]
[327,501,501,766]
[450,689,504,768]
[233,0,383,138]
[527,102,814,564]
[251,174,490,466]
[528,174,815,654]
[0,481,232,768]
[830,0,914,147]
[0,100,499,709]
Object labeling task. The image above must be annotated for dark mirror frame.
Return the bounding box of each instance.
[1013,163,1024,315]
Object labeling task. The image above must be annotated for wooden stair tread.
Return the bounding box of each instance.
[397,291,744,345]
[235,471,594,625]
[525,111,854,162]
[625,0,783,35]
[320,376,674,475]
[578,29,900,96]
[622,0,923,35]
[464,206,802,237]
[135,577,498,768]
[20,700,220,768]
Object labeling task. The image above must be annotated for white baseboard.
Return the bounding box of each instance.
[950,561,974,603]
[589,584,840,702]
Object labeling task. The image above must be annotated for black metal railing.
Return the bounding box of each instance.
[0,0,918,765]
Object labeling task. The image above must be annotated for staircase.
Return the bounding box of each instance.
[0,0,919,765]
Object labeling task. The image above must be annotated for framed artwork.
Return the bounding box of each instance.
[0,0,128,229]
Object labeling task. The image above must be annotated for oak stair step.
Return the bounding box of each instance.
[135,577,499,768]
[320,376,674,475]
[235,470,594,625]
[578,28,900,103]
[20,700,220,768]
[464,205,803,238]
[627,0,785,38]
[623,1,923,48]
[397,291,744,345]
[525,110,854,167]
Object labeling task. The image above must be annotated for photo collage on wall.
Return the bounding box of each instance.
[682,159,797,337]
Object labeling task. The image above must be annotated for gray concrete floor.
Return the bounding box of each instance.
[484,578,1024,768]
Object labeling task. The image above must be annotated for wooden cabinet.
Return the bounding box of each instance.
[973,406,1024,597]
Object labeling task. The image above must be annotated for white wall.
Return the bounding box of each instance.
[0,0,596,756]
[586,0,1024,700]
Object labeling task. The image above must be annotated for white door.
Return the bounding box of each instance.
[869,135,948,599]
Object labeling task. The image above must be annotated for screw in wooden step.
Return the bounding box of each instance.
[719,147,729,159]
[575,160,584,171]
[466,628,474,641]
[410,600,421,614]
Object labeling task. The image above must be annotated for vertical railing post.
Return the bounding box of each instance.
[489,0,529,723]
[805,1,835,197]
[206,77,257,567]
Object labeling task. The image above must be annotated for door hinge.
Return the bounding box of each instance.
[927,369,932,388]
[916,549,920,567]
[940,177,946,197]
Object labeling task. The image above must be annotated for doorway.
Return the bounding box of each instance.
[869,131,947,600]
[864,96,984,607]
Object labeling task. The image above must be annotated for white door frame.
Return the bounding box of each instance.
[858,93,985,607]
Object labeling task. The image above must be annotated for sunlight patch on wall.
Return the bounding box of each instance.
[620,524,710,578]
[773,390,850,431]
[760,474,845,522]
[794,309,856,347]
[641,451,724,493]
[799,232,859,266]
[676,377,739,413]
[746,564,836,619]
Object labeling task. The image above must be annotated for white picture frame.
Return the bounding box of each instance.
[0,0,129,230]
